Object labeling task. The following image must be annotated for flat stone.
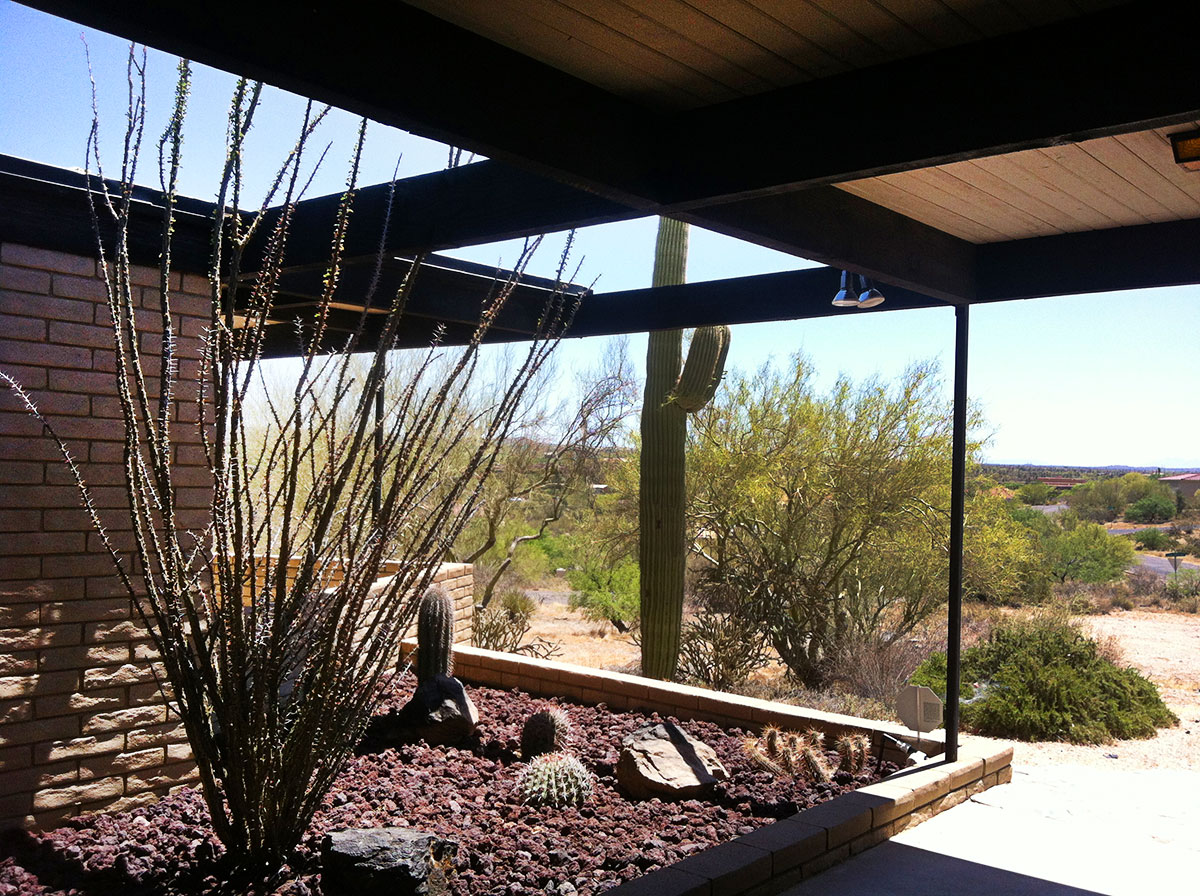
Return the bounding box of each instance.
[321,827,458,895]
[616,721,728,800]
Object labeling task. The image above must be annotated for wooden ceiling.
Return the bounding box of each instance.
[404,1,1124,111]
[14,0,1200,339]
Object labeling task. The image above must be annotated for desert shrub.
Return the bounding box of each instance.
[473,591,560,659]
[1131,527,1173,551]
[1126,565,1162,598]
[677,610,772,690]
[568,557,640,633]
[1165,570,1200,613]
[1016,482,1058,505]
[1125,495,1175,524]
[911,612,1177,743]
[730,679,896,724]
[825,632,932,704]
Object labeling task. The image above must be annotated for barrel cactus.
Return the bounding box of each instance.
[639,217,731,680]
[521,707,573,759]
[518,752,594,808]
[416,586,455,683]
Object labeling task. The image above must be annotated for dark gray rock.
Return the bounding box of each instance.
[321,827,458,896]
[398,674,479,745]
[616,721,728,800]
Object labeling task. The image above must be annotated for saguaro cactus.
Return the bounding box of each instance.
[639,218,730,680]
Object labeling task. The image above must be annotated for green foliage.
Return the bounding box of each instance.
[1012,510,1135,584]
[911,613,1177,743]
[568,556,640,633]
[1131,527,1173,551]
[416,587,455,683]
[1045,519,1136,584]
[1125,495,1175,524]
[1067,473,1175,523]
[685,357,1029,685]
[518,752,594,808]
[521,707,573,759]
[1016,482,1058,505]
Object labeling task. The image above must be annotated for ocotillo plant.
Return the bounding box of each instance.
[639,218,730,679]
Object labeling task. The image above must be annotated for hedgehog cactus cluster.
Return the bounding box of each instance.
[416,585,455,683]
[836,733,872,775]
[742,726,833,783]
[518,752,594,808]
[521,706,573,759]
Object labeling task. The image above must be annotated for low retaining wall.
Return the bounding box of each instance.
[432,644,1014,895]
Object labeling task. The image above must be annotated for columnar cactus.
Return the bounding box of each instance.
[415,586,455,683]
[639,217,731,680]
[521,707,573,759]
[836,733,871,774]
[742,726,832,783]
[518,752,594,808]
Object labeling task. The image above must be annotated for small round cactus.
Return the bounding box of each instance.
[521,707,573,759]
[518,752,594,808]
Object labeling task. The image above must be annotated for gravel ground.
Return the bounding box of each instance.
[0,682,891,896]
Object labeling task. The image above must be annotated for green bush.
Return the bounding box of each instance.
[1125,495,1175,524]
[1165,570,1200,613]
[1016,482,1058,505]
[1131,528,1173,551]
[567,557,639,633]
[910,613,1177,743]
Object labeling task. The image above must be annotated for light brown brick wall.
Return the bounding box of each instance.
[0,242,475,831]
[0,242,210,830]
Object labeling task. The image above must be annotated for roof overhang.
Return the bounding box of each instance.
[11,1,1200,343]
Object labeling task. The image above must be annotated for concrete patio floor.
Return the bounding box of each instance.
[780,763,1200,895]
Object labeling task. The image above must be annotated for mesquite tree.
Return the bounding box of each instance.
[638,218,730,679]
[2,58,574,869]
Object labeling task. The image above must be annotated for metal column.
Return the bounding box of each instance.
[945,304,969,762]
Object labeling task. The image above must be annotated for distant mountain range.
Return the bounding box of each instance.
[981,463,1200,484]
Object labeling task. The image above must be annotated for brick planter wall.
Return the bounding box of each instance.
[0,242,475,831]
[414,644,1015,895]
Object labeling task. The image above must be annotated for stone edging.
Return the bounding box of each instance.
[426,643,1014,895]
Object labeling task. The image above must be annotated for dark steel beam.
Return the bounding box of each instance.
[676,187,977,303]
[977,217,1200,302]
[572,266,947,337]
[255,161,638,271]
[945,305,969,763]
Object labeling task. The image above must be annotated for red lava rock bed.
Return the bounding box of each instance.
[1,679,894,896]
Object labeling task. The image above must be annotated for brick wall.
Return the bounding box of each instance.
[0,242,476,831]
[0,243,209,830]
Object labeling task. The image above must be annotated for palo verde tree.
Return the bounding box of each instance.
[688,357,975,687]
[639,218,730,679]
[2,58,575,870]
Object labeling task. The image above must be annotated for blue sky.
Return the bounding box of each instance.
[3,0,1198,468]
